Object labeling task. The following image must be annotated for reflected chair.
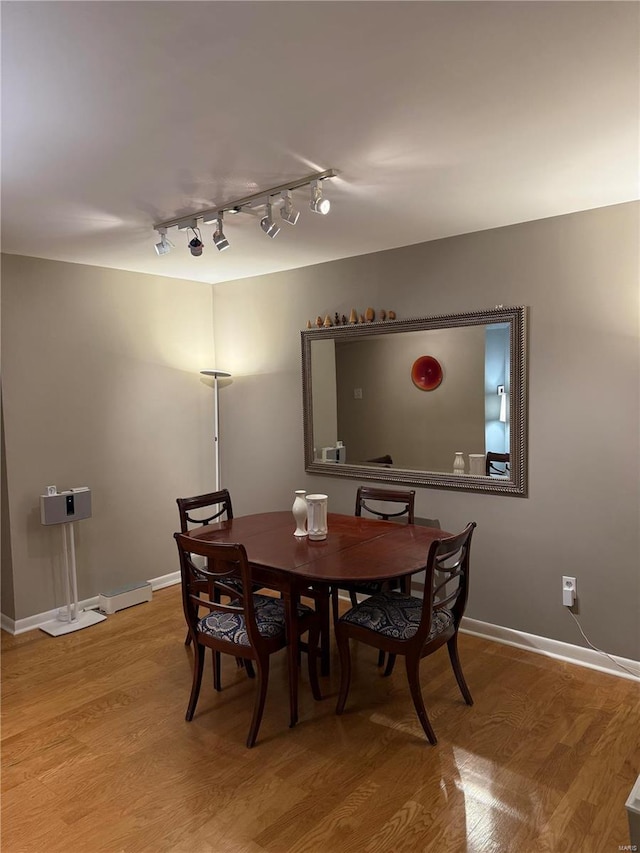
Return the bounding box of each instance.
[366,455,393,465]
[175,534,322,748]
[335,522,476,744]
[486,452,510,476]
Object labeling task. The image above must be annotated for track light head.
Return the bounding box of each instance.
[280,191,300,225]
[260,201,280,238]
[188,227,204,256]
[212,215,230,251]
[310,179,330,215]
[154,229,174,256]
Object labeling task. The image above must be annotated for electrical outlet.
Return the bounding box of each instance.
[562,576,577,607]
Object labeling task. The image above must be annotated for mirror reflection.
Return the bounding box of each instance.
[302,306,527,495]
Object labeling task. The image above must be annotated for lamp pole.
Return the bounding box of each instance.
[200,369,231,490]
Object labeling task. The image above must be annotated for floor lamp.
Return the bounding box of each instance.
[200,369,231,490]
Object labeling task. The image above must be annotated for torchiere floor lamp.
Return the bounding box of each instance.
[200,369,231,490]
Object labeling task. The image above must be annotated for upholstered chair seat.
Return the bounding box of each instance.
[341,590,453,642]
[199,595,314,645]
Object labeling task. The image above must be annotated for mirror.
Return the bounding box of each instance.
[301,306,527,495]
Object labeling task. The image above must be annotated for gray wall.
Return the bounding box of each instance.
[214,203,640,660]
[335,326,485,470]
[1,255,217,621]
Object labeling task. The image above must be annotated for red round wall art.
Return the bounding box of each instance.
[411,356,443,391]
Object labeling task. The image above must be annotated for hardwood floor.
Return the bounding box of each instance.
[2,586,638,852]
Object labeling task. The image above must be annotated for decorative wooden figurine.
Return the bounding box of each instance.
[334,312,340,326]
[306,319,312,329]
[316,316,323,327]
[388,310,396,320]
[341,314,348,325]
[379,309,386,320]
[323,314,332,327]
[365,307,375,322]
[359,314,365,324]
[349,308,358,324]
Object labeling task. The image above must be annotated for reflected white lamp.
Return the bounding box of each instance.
[498,384,507,424]
[200,369,231,490]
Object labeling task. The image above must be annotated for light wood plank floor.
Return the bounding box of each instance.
[2,586,638,852]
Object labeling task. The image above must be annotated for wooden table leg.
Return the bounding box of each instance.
[315,586,331,677]
[283,588,299,727]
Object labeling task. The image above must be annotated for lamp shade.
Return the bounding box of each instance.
[200,370,231,378]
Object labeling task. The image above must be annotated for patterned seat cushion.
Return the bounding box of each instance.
[340,590,453,641]
[198,594,313,646]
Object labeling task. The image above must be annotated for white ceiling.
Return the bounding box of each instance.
[2,1,638,285]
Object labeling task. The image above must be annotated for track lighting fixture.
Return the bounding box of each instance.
[154,228,174,256]
[280,191,300,225]
[187,227,204,257]
[152,168,336,258]
[212,215,229,251]
[309,179,330,215]
[260,201,280,238]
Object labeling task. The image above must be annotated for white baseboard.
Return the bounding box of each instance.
[461,616,639,682]
[1,573,181,636]
[147,570,180,591]
[3,583,638,683]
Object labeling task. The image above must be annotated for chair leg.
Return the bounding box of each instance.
[383,653,397,677]
[246,655,269,749]
[447,633,473,706]
[213,650,222,692]
[331,587,341,628]
[349,590,358,608]
[184,629,192,646]
[317,589,331,677]
[404,653,437,744]
[186,643,205,721]
[377,650,386,668]
[306,619,323,701]
[335,627,352,715]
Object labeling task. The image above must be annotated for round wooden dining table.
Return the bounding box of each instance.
[186,511,450,727]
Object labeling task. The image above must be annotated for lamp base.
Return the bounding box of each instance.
[40,609,107,636]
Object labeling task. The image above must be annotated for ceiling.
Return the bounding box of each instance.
[2,1,638,285]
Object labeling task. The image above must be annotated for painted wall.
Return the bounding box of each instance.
[310,338,338,453]
[1,255,217,621]
[335,326,485,471]
[213,203,639,660]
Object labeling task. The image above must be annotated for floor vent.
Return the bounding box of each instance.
[98,582,152,614]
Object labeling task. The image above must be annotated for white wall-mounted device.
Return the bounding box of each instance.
[562,575,577,607]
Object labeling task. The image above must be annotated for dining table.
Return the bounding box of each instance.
[186,510,450,727]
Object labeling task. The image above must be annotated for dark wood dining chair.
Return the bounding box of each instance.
[486,452,510,476]
[174,533,322,748]
[176,490,330,679]
[335,522,476,744]
[176,489,253,676]
[330,487,416,626]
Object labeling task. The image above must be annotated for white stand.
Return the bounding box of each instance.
[40,522,106,636]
